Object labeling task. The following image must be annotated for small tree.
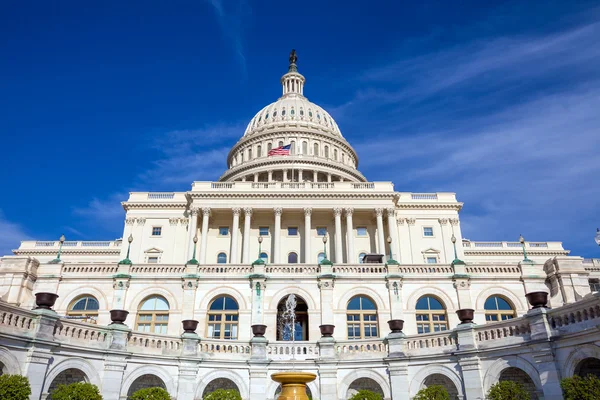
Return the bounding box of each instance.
[561,375,600,400]
[348,389,382,400]
[203,389,242,400]
[487,381,530,400]
[130,387,171,400]
[0,375,31,400]
[51,382,102,400]
[413,385,450,400]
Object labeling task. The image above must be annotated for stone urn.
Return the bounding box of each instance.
[387,319,404,333]
[109,309,129,325]
[526,291,549,308]
[34,292,59,310]
[319,324,335,337]
[456,309,475,324]
[251,324,267,337]
[182,319,199,333]
[271,372,316,400]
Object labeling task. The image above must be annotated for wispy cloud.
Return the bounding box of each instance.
[72,193,127,238]
[0,209,32,257]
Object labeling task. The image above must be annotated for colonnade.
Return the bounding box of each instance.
[237,169,345,183]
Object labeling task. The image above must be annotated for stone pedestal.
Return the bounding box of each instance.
[32,308,59,341]
[317,336,336,359]
[385,332,407,357]
[181,332,201,357]
[455,323,478,351]
[108,323,131,351]
[250,336,268,360]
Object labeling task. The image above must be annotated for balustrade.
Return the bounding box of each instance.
[267,342,319,360]
[475,319,530,345]
[406,331,457,352]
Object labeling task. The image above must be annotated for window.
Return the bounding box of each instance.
[317,252,325,263]
[358,252,367,264]
[313,143,319,156]
[217,252,227,264]
[136,296,169,334]
[324,145,329,158]
[67,296,99,322]
[316,227,327,236]
[290,141,295,154]
[302,141,308,154]
[219,227,230,236]
[590,279,600,292]
[347,296,378,339]
[287,227,298,236]
[257,145,262,158]
[288,252,298,264]
[356,227,367,236]
[334,149,338,160]
[277,295,309,340]
[267,143,272,152]
[207,296,239,340]
[426,257,438,264]
[152,227,162,236]
[423,227,434,237]
[416,296,448,334]
[248,148,252,159]
[148,256,159,263]
[484,296,516,322]
[259,227,269,236]
[278,141,284,147]
[260,252,268,263]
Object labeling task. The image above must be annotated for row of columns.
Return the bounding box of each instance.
[240,169,342,183]
[187,207,400,264]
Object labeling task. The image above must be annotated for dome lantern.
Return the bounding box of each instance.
[281,49,305,97]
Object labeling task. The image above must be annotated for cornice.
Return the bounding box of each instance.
[187,192,397,200]
[122,202,188,211]
[396,203,463,211]
[464,250,570,256]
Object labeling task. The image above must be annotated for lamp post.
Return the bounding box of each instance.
[253,236,265,265]
[595,228,600,247]
[187,235,199,265]
[49,234,66,264]
[451,234,465,266]
[119,234,134,265]
[319,234,332,266]
[519,234,533,263]
[386,236,399,265]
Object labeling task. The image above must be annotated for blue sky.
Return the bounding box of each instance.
[1,1,599,258]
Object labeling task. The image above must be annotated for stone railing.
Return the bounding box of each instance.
[191,181,396,193]
[333,265,388,274]
[405,330,457,354]
[267,342,319,360]
[54,319,110,348]
[335,339,387,358]
[198,265,254,274]
[462,241,564,251]
[21,240,122,249]
[62,264,119,274]
[147,192,175,199]
[200,339,251,358]
[395,265,453,274]
[266,265,321,274]
[465,265,521,275]
[128,331,182,354]
[474,318,531,347]
[547,295,600,331]
[583,258,600,272]
[0,306,36,331]
[129,265,187,274]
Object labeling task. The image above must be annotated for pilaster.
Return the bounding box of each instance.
[317,363,338,399]
[0,256,38,306]
[457,356,485,400]
[317,274,335,325]
[453,275,473,309]
[181,274,199,320]
[24,347,54,400]
[101,355,128,400]
[249,275,267,325]
[111,273,131,310]
[385,275,404,320]
[177,361,201,400]
[387,360,409,400]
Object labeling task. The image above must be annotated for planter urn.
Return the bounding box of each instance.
[182,319,199,333]
[526,291,549,309]
[456,309,475,324]
[251,324,267,337]
[319,324,335,337]
[387,319,404,333]
[109,309,129,325]
[34,292,59,310]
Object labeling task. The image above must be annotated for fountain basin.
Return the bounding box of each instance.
[271,372,316,400]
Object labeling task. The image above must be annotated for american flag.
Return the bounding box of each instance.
[268,144,291,156]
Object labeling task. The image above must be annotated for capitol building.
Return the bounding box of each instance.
[1,53,599,400]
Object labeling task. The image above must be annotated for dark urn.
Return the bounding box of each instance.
[456,309,475,324]
[251,324,267,337]
[109,309,129,325]
[387,319,404,333]
[319,324,335,337]
[526,291,549,309]
[34,292,59,310]
[182,319,199,334]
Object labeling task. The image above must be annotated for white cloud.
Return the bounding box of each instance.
[0,210,32,257]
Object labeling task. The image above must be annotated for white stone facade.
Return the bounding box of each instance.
[1,55,600,400]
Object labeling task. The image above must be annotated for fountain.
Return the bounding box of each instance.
[271,294,316,400]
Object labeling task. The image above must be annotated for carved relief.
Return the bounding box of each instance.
[449,218,459,226]
[304,207,312,217]
[438,218,449,225]
[453,278,471,289]
[386,208,396,218]
[189,207,200,216]
[333,207,342,217]
[136,218,146,226]
[344,207,354,217]
[169,218,179,226]
[274,207,283,216]
[406,218,416,226]
[244,207,253,217]
[374,208,384,217]
[397,218,405,225]
[232,207,242,216]
[125,217,136,226]
[202,207,211,217]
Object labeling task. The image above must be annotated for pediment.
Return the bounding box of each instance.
[421,248,440,254]
[144,247,163,254]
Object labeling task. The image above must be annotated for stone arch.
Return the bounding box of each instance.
[0,347,21,375]
[195,370,248,399]
[120,365,176,398]
[127,287,179,313]
[339,369,391,400]
[43,358,100,395]
[475,287,526,312]
[269,286,317,310]
[127,374,167,397]
[563,344,600,377]
[406,287,457,311]
[266,378,319,400]
[56,286,108,314]
[409,364,464,400]
[575,358,600,378]
[337,286,386,311]
[483,357,543,398]
[198,286,248,310]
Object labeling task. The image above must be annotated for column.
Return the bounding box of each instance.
[313,170,318,182]
[333,208,343,263]
[386,276,404,320]
[298,169,303,182]
[327,173,332,182]
[397,218,412,263]
[439,218,450,263]
[101,356,127,400]
[387,208,400,261]
[273,207,282,263]
[231,208,241,263]
[450,218,465,259]
[253,173,258,182]
[199,207,211,264]
[187,208,199,260]
[345,208,355,263]
[406,218,416,263]
[242,208,252,264]
[375,208,385,255]
[283,169,289,182]
[304,208,312,263]
[268,170,273,182]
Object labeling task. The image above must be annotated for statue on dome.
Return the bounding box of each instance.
[288,49,298,72]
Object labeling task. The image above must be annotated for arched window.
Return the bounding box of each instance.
[347,296,378,339]
[278,140,284,147]
[267,143,272,152]
[313,143,319,156]
[324,145,329,158]
[257,145,262,158]
[484,295,515,322]
[288,252,298,264]
[241,152,244,162]
[136,296,169,334]
[207,296,239,340]
[67,296,99,322]
[248,148,252,159]
[358,252,367,263]
[317,252,325,263]
[334,149,338,160]
[302,141,308,154]
[260,252,268,263]
[217,252,227,264]
[277,295,309,340]
[416,296,448,334]
[290,141,296,154]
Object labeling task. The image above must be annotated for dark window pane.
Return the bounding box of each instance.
[416,297,429,310]
[347,297,361,310]
[86,298,99,310]
[484,296,497,310]
[428,297,444,310]
[360,297,376,310]
[496,297,512,310]
[224,296,239,310]
[210,297,224,310]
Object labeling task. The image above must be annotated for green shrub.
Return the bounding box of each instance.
[487,381,530,400]
[51,382,102,400]
[561,375,600,400]
[0,375,31,400]
[413,385,450,400]
[130,387,171,400]
[348,389,382,400]
[203,389,242,400]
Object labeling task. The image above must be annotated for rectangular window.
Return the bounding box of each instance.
[426,257,437,264]
[287,227,298,236]
[316,227,327,236]
[219,226,229,236]
[590,279,600,292]
[152,227,162,236]
[423,227,434,237]
[356,227,367,236]
[148,257,159,263]
[259,226,269,236]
